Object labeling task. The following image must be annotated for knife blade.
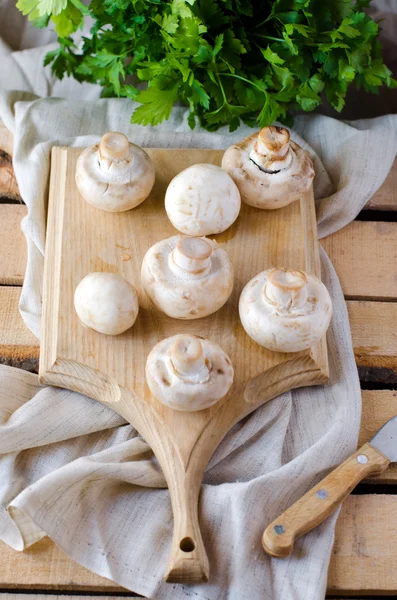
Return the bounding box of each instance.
[262,418,395,558]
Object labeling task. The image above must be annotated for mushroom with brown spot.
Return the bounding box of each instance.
[165,163,241,235]
[74,272,139,335]
[146,334,234,411]
[239,268,332,352]
[222,126,315,209]
[75,132,155,212]
[141,234,234,319]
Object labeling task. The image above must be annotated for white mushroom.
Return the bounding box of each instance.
[75,132,155,212]
[141,235,233,319]
[165,163,241,235]
[146,334,234,411]
[222,126,315,209]
[74,272,139,335]
[239,268,332,352]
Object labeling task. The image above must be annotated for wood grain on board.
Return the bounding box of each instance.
[0,494,396,595]
[39,146,327,583]
[2,204,397,300]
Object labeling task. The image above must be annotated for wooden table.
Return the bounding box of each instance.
[1,120,397,598]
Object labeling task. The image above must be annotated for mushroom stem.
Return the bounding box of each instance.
[250,126,292,173]
[257,126,290,159]
[265,269,308,311]
[170,237,212,276]
[99,132,131,164]
[170,335,210,382]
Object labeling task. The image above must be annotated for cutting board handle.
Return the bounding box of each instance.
[164,471,209,584]
[262,442,390,558]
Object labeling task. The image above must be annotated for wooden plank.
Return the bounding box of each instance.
[0,496,395,594]
[0,205,27,285]
[367,157,397,211]
[0,121,20,202]
[321,221,397,301]
[0,538,122,592]
[347,301,397,371]
[328,495,397,596]
[359,390,397,484]
[0,287,39,371]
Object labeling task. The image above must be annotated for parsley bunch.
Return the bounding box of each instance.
[17,0,396,131]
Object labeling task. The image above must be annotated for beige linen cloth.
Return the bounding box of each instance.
[1,31,397,600]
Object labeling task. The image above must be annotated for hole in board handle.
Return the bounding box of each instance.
[179,537,196,553]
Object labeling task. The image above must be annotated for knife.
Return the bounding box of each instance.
[262,416,396,558]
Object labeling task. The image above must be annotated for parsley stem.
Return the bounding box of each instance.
[220,72,265,94]
[253,34,286,43]
[215,71,228,104]
[250,14,273,31]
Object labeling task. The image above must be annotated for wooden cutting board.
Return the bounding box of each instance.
[39,146,328,585]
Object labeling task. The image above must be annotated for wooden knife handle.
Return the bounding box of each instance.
[262,443,390,558]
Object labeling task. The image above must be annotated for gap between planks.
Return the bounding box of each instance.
[1,204,397,301]
[0,495,395,595]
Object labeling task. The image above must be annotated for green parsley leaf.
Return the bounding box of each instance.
[261,46,284,66]
[296,82,322,111]
[51,2,82,37]
[131,85,179,126]
[21,0,395,131]
[37,0,67,17]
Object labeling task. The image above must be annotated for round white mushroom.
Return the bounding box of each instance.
[239,268,332,352]
[75,132,155,212]
[165,163,241,236]
[146,334,234,411]
[74,272,139,335]
[222,126,315,210]
[141,234,233,319]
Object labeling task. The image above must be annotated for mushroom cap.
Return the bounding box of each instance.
[74,272,139,335]
[75,132,155,212]
[145,334,234,411]
[165,163,241,235]
[221,129,315,210]
[141,235,234,319]
[239,268,332,352]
